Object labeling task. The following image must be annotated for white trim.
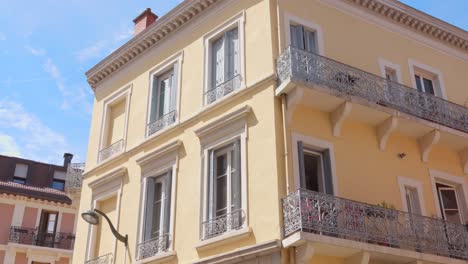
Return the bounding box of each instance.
[203,11,246,106]
[429,169,468,223]
[408,59,447,99]
[378,58,403,83]
[97,84,132,163]
[284,12,325,55]
[145,51,184,138]
[397,176,427,216]
[195,227,252,251]
[291,133,338,195]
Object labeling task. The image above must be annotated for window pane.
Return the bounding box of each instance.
[52,180,65,191]
[304,153,321,192]
[423,78,435,95]
[152,200,162,238]
[216,154,227,176]
[304,29,316,53]
[212,36,225,87]
[440,189,459,209]
[216,175,227,216]
[225,28,239,79]
[290,25,305,50]
[415,75,423,92]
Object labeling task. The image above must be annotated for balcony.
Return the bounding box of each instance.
[65,162,85,193]
[147,110,177,137]
[277,47,468,133]
[9,226,75,250]
[282,189,468,261]
[98,139,124,162]
[85,253,113,264]
[136,234,170,260]
[201,209,245,240]
[205,74,242,104]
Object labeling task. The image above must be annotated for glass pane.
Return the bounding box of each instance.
[52,180,65,191]
[216,154,227,176]
[154,182,163,202]
[445,210,462,224]
[440,189,459,209]
[415,75,423,92]
[216,175,227,216]
[423,78,435,95]
[304,153,321,192]
[152,201,162,238]
[304,29,316,53]
[158,77,170,117]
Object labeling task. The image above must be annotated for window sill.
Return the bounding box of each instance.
[135,251,176,264]
[195,227,252,251]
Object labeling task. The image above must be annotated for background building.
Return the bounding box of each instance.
[0,154,83,264]
[74,0,468,263]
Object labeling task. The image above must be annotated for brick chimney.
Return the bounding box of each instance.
[133,8,158,36]
[63,153,73,167]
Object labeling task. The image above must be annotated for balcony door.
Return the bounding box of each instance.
[37,211,58,247]
[436,183,463,224]
[297,141,334,195]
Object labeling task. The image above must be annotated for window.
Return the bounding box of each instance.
[398,177,426,216]
[13,163,28,184]
[404,186,422,215]
[148,69,177,136]
[409,60,446,98]
[436,183,463,224]
[385,67,398,82]
[290,24,317,53]
[37,211,58,247]
[204,140,243,239]
[52,179,65,191]
[298,142,334,195]
[415,74,435,95]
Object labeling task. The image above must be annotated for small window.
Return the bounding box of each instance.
[290,24,317,53]
[13,164,28,184]
[52,179,65,191]
[415,74,435,95]
[436,183,463,224]
[385,67,398,83]
[148,69,177,136]
[298,142,334,195]
[207,27,241,104]
[404,186,422,215]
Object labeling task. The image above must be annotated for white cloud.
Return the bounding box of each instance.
[0,134,21,157]
[25,45,46,56]
[76,40,107,63]
[0,99,69,164]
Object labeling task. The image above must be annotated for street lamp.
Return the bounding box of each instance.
[81,209,128,246]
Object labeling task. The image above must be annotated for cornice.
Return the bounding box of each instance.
[86,0,222,90]
[345,0,468,52]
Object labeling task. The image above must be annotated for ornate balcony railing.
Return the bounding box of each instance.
[201,209,245,240]
[283,189,468,261]
[85,253,113,264]
[147,110,177,137]
[136,234,170,260]
[206,74,242,104]
[277,46,468,133]
[8,226,75,250]
[98,139,124,162]
[65,162,85,191]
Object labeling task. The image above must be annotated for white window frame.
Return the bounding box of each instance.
[397,176,427,216]
[291,133,338,195]
[408,59,447,99]
[284,13,324,55]
[136,140,180,262]
[145,52,183,138]
[196,106,250,241]
[378,58,402,83]
[430,169,468,223]
[203,11,246,106]
[98,85,132,163]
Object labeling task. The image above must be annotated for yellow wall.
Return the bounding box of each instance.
[94,196,117,258]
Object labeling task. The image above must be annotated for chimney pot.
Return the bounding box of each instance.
[63,153,73,167]
[133,8,158,36]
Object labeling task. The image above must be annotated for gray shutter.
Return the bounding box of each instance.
[163,171,172,234]
[290,25,304,49]
[304,29,317,53]
[231,140,241,211]
[225,28,239,80]
[322,149,334,195]
[144,177,155,241]
[212,37,224,89]
[297,141,306,189]
[170,65,178,113]
[208,150,215,220]
[149,76,159,123]
[407,187,422,215]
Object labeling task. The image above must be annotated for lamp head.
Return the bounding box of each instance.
[81,209,99,225]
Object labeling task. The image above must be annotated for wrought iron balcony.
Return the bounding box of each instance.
[147,110,177,137]
[65,162,85,192]
[201,209,245,240]
[85,253,113,264]
[136,234,170,260]
[98,139,124,162]
[282,189,468,261]
[8,226,75,250]
[206,74,242,104]
[277,47,468,133]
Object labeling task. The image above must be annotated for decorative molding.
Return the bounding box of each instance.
[418,130,440,162]
[344,0,468,53]
[194,105,252,138]
[88,166,126,189]
[376,116,398,151]
[461,148,468,174]
[330,102,352,137]
[86,0,223,89]
[345,251,370,264]
[136,140,182,166]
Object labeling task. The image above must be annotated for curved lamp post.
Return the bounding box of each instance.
[81,209,128,246]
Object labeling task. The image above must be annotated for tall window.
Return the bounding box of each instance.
[37,211,58,247]
[404,186,422,215]
[297,142,334,195]
[13,163,28,184]
[141,172,172,257]
[204,141,242,239]
[290,24,317,53]
[148,69,177,136]
[208,27,240,104]
[436,183,463,224]
[415,73,435,95]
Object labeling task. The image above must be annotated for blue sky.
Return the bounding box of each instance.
[0,1,466,165]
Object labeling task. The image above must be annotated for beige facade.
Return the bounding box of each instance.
[74,0,468,263]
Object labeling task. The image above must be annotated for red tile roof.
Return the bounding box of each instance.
[0,181,72,204]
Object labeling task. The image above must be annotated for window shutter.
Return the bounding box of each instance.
[163,171,172,235]
[231,140,242,211]
[225,28,239,80]
[170,65,178,113]
[149,76,159,123]
[297,141,306,189]
[208,150,215,220]
[406,187,422,215]
[144,177,155,241]
[212,37,224,89]
[304,30,317,53]
[290,25,304,49]
[322,149,334,195]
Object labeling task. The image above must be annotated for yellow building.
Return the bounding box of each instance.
[73,0,468,263]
